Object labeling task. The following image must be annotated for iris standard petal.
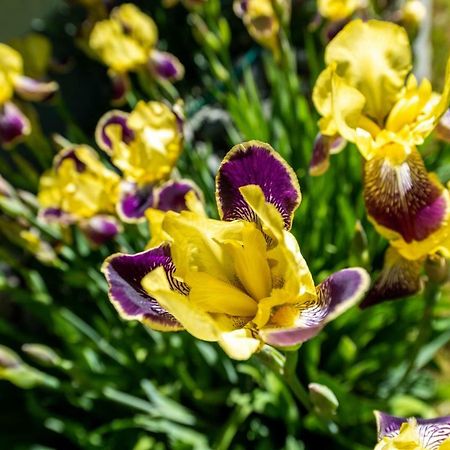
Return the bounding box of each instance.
[102,245,184,330]
[117,182,155,223]
[325,19,412,122]
[95,109,134,154]
[0,102,30,146]
[142,266,219,341]
[216,141,301,230]
[360,247,423,308]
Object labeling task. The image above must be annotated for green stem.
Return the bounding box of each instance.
[396,280,440,389]
[283,351,312,411]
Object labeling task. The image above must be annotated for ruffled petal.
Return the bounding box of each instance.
[102,245,184,331]
[360,247,423,308]
[95,109,134,154]
[216,141,301,230]
[325,19,412,122]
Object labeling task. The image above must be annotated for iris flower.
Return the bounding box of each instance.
[38,144,122,244]
[233,0,288,57]
[95,100,198,222]
[311,19,450,173]
[374,411,450,450]
[0,43,58,147]
[102,141,369,360]
[317,0,360,22]
[311,19,450,305]
[89,3,184,103]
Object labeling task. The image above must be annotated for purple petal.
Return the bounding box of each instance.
[14,75,58,102]
[148,50,184,82]
[316,268,370,321]
[117,182,155,223]
[364,149,446,243]
[0,102,30,146]
[54,147,86,173]
[216,141,301,230]
[156,180,202,212]
[81,215,122,245]
[110,72,130,106]
[375,411,450,447]
[360,247,422,308]
[261,325,324,348]
[309,133,346,176]
[95,110,134,154]
[102,245,184,330]
[375,411,407,439]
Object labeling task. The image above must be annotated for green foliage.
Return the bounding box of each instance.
[1,1,450,449]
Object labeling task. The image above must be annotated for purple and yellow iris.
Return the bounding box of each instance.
[311,19,450,306]
[102,141,370,360]
[374,411,450,450]
[95,100,200,222]
[38,144,122,245]
[0,42,58,147]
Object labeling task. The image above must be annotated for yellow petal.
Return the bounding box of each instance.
[186,271,258,317]
[218,329,261,360]
[226,223,272,301]
[162,211,244,281]
[330,72,366,143]
[142,267,219,342]
[239,184,284,243]
[325,19,412,122]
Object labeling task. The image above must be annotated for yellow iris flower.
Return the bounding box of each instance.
[313,19,450,163]
[89,3,158,73]
[317,0,360,22]
[38,145,120,220]
[99,101,183,185]
[103,141,369,359]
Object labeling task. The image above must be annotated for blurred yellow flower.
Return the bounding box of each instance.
[89,3,158,73]
[317,0,360,21]
[234,0,284,56]
[38,145,120,220]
